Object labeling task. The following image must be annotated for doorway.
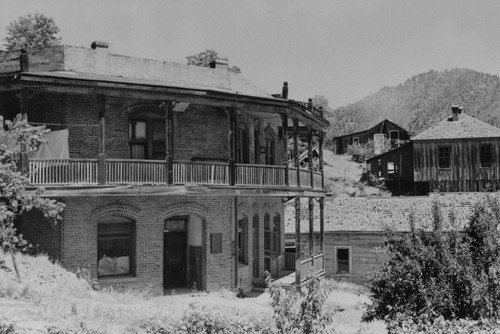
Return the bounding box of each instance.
[164,218,187,288]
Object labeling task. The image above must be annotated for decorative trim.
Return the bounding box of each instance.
[91,203,141,220]
[161,202,209,220]
[238,202,251,218]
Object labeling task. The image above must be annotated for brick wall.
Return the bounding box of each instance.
[17,210,61,260]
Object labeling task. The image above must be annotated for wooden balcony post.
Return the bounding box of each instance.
[308,198,314,257]
[295,196,301,287]
[97,95,106,185]
[308,126,313,188]
[165,101,174,185]
[319,131,324,190]
[227,108,237,186]
[293,118,300,188]
[284,161,289,187]
[319,197,325,255]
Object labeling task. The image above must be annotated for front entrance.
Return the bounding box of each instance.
[164,230,186,288]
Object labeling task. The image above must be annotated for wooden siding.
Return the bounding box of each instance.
[413,139,500,192]
[333,120,409,155]
[292,232,396,284]
[367,144,413,195]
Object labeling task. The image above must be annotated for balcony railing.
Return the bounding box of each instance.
[28,158,324,190]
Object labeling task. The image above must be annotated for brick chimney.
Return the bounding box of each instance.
[209,58,228,69]
[282,81,288,99]
[451,105,461,121]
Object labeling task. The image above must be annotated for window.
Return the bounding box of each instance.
[129,111,165,160]
[353,137,359,146]
[97,216,134,277]
[254,127,260,164]
[438,146,451,169]
[264,213,271,253]
[238,217,249,264]
[480,144,493,168]
[387,161,397,175]
[389,130,399,148]
[237,123,250,163]
[335,247,350,275]
[273,214,281,254]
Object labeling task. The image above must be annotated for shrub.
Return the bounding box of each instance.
[363,196,500,327]
[47,322,105,334]
[347,141,375,163]
[266,272,335,334]
[0,316,16,334]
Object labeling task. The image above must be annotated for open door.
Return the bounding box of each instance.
[164,218,187,288]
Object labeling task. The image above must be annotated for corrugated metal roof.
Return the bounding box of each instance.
[413,113,500,140]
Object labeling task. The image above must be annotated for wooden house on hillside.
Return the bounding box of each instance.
[0,44,329,294]
[367,106,500,195]
[332,119,409,155]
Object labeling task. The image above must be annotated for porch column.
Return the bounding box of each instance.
[308,126,313,188]
[281,114,289,187]
[227,108,237,186]
[295,196,301,288]
[319,197,325,254]
[319,131,324,189]
[19,88,29,175]
[308,197,314,257]
[293,118,300,187]
[165,101,174,185]
[97,95,106,185]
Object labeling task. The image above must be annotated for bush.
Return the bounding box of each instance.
[0,316,16,334]
[47,322,105,334]
[363,196,500,327]
[347,141,375,163]
[266,272,335,334]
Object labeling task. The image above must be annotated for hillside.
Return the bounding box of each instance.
[326,68,500,141]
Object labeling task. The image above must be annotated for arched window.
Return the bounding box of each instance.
[97,215,135,277]
[273,214,281,254]
[129,109,165,160]
[238,216,249,264]
[236,122,250,164]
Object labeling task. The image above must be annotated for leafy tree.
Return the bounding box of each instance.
[186,49,241,73]
[0,114,64,280]
[363,196,500,329]
[3,13,61,51]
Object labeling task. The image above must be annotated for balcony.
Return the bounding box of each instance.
[28,158,324,190]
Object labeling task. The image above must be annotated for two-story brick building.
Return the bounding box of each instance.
[0,44,329,294]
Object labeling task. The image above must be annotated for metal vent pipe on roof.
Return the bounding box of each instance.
[282,81,288,99]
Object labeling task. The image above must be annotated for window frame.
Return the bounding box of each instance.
[352,137,359,146]
[334,246,351,275]
[480,144,493,168]
[438,146,451,169]
[97,216,135,278]
[129,111,166,160]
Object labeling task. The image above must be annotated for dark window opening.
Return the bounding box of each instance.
[353,137,359,146]
[389,130,399,148]
[336,248,350,275]
[480,144,493,168]
[238,217,248,264]
[438,146,451,169]
[237,123,250,164]
[97,216,135,277]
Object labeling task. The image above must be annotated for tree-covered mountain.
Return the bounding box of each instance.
[326,68,500,142]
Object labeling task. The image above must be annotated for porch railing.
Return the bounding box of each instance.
[28,158,324,190]
[296,253,325,283]
[29,159,98,185]
[173,161,229,185]
[107,159,166,184]
[236,164,286,186]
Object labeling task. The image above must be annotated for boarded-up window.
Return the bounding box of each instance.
[438,146,451,169]
[480,144,493,168]
[210,233,222,253]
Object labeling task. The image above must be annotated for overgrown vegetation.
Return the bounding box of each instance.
[364,196,500,332]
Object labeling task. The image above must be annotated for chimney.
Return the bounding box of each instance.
[308,98,313,109]
[209,58,228,69]
[91,41,109,49]
[282,81,288,99]
[451,105,461,121]
[19,49,29,72]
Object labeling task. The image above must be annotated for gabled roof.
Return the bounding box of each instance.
[413,113,500,141]
[332,119,407,139]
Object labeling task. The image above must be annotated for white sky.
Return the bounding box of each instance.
[2,0,500,108]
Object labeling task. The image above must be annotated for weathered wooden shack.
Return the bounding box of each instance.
[332,119,409,155]
[367,106,500,195]
[366,144,414,195]
[412,106,500,193]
